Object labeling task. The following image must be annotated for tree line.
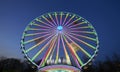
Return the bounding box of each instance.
[0,54,120,72]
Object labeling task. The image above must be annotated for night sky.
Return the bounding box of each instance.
[0,0,120,61]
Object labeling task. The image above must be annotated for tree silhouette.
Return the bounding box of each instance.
[0,54,120,72]
[82,54,120,72]
[0,58,23,72]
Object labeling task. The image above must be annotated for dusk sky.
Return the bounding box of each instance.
[0,0,120,61]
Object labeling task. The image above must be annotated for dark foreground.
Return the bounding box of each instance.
[0,54,120,72]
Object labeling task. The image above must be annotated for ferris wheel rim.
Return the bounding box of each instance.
[21,11,99,69]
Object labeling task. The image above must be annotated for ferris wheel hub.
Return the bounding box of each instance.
[57,26,63,31]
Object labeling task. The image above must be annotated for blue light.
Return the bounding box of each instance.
[57,26,63,31]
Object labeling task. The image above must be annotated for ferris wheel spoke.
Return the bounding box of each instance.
[31,35,57,61]
[55,34,60,63]
[63,35,83,68]
[24,32,50,37]
[42,15,55,26]
[55,12,59,25]
[49,40,57,60]
[28,28,50,31]
[70,26,91,30]
[66,33,96,50]
[60,12,63,25]
[25,34,54,53]
[62,13,69,26]
[69,32,96,41]
[66,17,81,27]
[48,13,57,26]
[68,21,87,28]
[24,33,52,44]
[35,18,53,27]
[33,23,51,29]
[71,31,95,35]
[40,36,57,67]
[64,33,92,58]
[61,34,71,64]
[64,14,75,26]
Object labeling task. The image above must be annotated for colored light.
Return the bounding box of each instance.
[57,26,63,31]
[21,12,99,70]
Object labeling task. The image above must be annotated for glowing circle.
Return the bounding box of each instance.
[57,26,63,31]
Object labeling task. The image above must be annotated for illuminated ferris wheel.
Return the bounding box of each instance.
[21,12,99,71]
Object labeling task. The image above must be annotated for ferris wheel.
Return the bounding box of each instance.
[21,12,99,71]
